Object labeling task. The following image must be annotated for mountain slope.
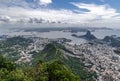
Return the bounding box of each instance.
[32,43,97,81]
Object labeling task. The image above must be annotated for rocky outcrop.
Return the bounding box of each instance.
[72,31,97,40]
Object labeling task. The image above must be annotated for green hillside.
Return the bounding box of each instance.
[33,43,97,81]
[0,54,81,81]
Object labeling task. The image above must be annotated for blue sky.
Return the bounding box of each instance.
[52,0,119,10]
[0,0,120,28]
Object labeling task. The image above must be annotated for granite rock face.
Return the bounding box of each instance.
[72,31,97,40]
[82,31,97,40]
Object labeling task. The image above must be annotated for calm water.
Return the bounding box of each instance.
[36,31,87,45]
[93,30,120,39]
[1,29,120,45]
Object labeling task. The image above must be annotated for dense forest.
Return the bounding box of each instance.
[0,54,81,81]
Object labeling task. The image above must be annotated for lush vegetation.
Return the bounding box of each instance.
[33,43,97,81]
[0,54,81,81]
[0,36,33,61]
[4,36,32,47]
[103,36,120,47]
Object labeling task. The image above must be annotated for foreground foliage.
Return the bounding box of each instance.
[0,54,81,81]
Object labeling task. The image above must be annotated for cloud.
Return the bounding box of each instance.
[70,2,120,28]
[0,0,52,7]
[0,7,78,24]
[71,2,119,19]
[39,0,52,6]
[0,1,120,28]
[0,16,10,23]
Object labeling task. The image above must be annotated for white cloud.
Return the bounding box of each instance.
[0,16,11,23]
[0,1,120,28]
[71,2,119,19]
[70,2,120,28]
[0,0,52,7]
[39,0,52,6]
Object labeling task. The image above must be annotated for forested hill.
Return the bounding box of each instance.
[0,54,82,81]
[33,43,97,81]
[0,36,97,81]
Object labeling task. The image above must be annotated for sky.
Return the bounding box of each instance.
[0,0,120,28]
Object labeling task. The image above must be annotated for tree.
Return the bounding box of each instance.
[47,61,81,81]
[0,54,16,71]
